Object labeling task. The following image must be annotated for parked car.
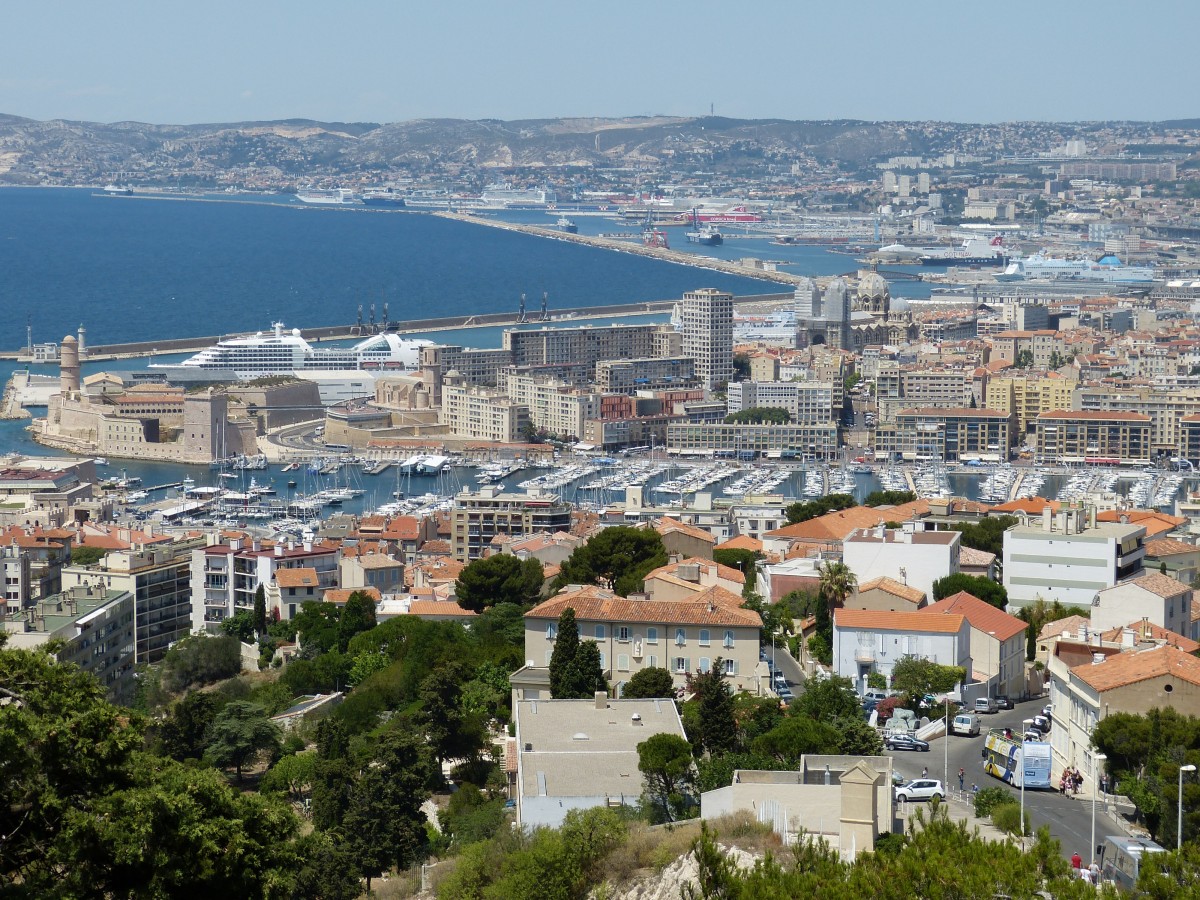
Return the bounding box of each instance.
[1042,704,1053,719]
[951,714,982,737]
[975,697,999,715]
[894,779,944,802]
[994,695,1014,710]
[777,687,794,703]
[863,688,889,703]
[885,734,930,753]
[1031,715,1051,734]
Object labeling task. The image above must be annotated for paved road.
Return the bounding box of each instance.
[886,698,1124,861]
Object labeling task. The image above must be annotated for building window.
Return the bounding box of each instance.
[676,628,686,646]
[724,630,735,649]
[547,623,557,640]
[699,629,711,646]
[673,657,688,674]
[647,655,657,668]
[724,658,737,675]
[595,624,606,640]
[698,657,711,673]
[618,626,631,642]
[647,627,658,644]
[618,654,629,671]
[599,652,606,670]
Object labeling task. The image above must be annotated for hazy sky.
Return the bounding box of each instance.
[3,0,1196,125]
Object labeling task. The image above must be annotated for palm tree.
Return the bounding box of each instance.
[818,560,857,615]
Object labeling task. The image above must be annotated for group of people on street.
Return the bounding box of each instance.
[1059,767,1084,796]
[1070,851,1101,883]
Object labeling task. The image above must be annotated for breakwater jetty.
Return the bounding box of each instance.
[0,292,792,363]
[434,211,809,286]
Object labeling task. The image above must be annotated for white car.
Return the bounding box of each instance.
[894,779,944,802]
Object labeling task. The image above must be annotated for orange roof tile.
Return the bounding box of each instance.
[715,535,764,553]
[1072,644,1200,692]
[644,557,745,586]
[835,608,967,634]
[526,584,761,628]
[855,576,926,605]
[275,567,319,589]
[323,587,381,605]
[408,600,476,617]
[920,591,1026,641]
[650,517,717,545]
[1145,538,1200,558]
[1098,620,1200,654]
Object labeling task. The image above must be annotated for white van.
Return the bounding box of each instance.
[951,714,981,737]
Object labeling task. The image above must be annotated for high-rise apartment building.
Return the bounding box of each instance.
[679,289,733,392]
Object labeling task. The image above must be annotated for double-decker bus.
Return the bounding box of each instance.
[982,729,1052,789]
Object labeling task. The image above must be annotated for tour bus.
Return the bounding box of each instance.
[1101,837,1165,889]
[982,729,1052,789]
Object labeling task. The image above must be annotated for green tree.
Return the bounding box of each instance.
[456,552,546,611]
[260,751,317,804]
[253,583,267,636]
[792,674,861,724]
[0,638,308,897]
[343,730,434,893]
[285,832,362,900]
[70,544,108,566]
[622,666,677,699]
[949,515,1017,559]
[713,547,760,593]
[1137,841,1200,900]
[637,732,696,822]
[818,560,857,613]
[561,639,608,699]
[291,600,343,654]
[932,572,1008,608]
[752,716,841,762]
[553,525,668,596]
[890,655,966,698]
[156,690,224,762]
[221,608,257,643]
[785,493,855,525]
[336,590,377,653]
[863,489,917,507]
[347,648,389,687]
[203,700,282,782]
[724,406,791,425]
[689,662,737,756]
[548,607,581,698]
[160,633,242,692]
[419,663,486,770]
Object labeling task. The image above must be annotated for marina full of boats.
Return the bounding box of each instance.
[90,448,1200,543]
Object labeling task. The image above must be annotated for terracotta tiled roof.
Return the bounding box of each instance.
[1037,410,1150,422]
[1121,572,1190,599]
[1098,620,1200,654]
[855,576,926,605]
[715,535,764,553]
[644,557,745,586]
[323,587,381,605]
[1037,614,1091,641]
[650,517,717,545]
[989,498,1061,515]
[1072,644,1200,692]
[764,506,892,543]
[275,567,319,588]
[526,584,761,628]
[408,600,476,617]
[958,546,997,567]
[835,608,967,635]
[1144,538,1199,558]
[920,591,1026,641]
[1096,510,1186,538]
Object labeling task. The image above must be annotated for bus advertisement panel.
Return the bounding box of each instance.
[983,730,1051,789]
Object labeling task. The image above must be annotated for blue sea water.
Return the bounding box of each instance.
[0,188,782,350]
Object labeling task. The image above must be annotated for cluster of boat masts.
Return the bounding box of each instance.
[1056,469,1185,509]
[978,464,1046,504]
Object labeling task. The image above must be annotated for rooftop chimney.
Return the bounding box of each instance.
[594,691,608,710]
[1091,652,1106,665]
[274,543,283,557]
[1042,507,1053,532]
[1121,628,1136,648]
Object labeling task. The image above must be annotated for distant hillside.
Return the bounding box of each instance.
[0,113,1191,185]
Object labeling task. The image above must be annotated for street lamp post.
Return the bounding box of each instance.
[1091,753,1107,867]
[1020,718,1034,847]
[1179,764,1197,851]
[944,697,950,794]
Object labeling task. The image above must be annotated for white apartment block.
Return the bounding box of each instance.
[505,374,601,440]
[832,608,971,695]
[726,380,841,425]
[842,524,961,601]
[441,377,530,443]
[1002,508,1146,608]
[1090,573,1195,641]
[680,289,734,391]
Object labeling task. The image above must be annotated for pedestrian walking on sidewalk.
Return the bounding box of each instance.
[958,767,965,790]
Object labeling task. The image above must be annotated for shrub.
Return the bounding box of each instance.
[990,802,1030,836]
[973,786,1012,818]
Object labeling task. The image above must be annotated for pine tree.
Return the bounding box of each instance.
[561,639,607,699]
[548,608,580,698]
[253,583,267,636]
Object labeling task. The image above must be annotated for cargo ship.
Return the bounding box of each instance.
[919,236,1010,267]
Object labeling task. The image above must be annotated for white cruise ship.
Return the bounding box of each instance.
[998,252,1156,285]
[480,183,557,208]
[152,323,432,403]
[295,188,361,205]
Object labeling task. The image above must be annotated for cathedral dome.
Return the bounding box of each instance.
[857,271,889,300]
